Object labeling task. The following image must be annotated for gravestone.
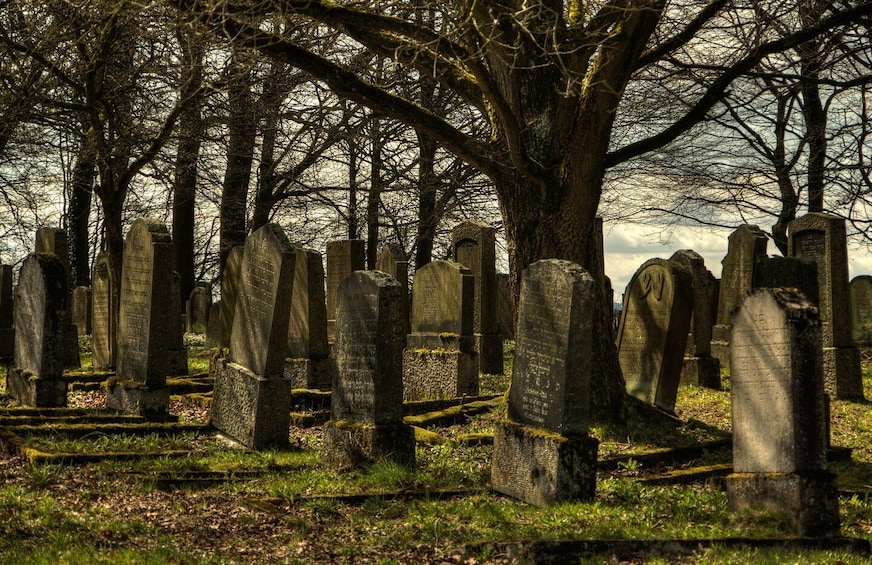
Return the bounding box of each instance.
[788,213,862,399]
[711,225,768,370]
[211,224,296,448]
[107,218,175,419]
[451,220,503,375]
[91,251,115,369]
[616,258,693,413]
[71,286,92,338]
[495,273,515,341]
[205,301,222,348]
[402,260,478,400]
[6,254,69,406]
[375,243,410,337]
[186,283,212,334]
[726,288,839,537]
[218,246,243,348]
[34,226,80,368]
[284,247,332,389]
[755,256,820,307]
[323,270,414,469]
[492,260,599,505]
[0,264,14,358]
[166,272,189,376]
[325,239,365,345]
[669,250,720,389]
[850,275,872,345]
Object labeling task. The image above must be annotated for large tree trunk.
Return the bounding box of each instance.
[366,116,383,269]
[251,62,287,232]
[68,134,96,287]
[414,129,438,270]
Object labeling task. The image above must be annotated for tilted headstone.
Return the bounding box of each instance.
[34,226,80,368]
[788,213,862,399]
[186,283,212,334]
[218,246,243,348]
[670,250,720,389]
[492,260,599,505]
[710,225,768,370]
[6,254,69,406]
[107,218,175,419]
[375,243,410,337]
[850,275,872,345]
[325,239,365,344]
[616,258,693,413]
[451,220,503,374]
[402,260,477,400]
[0,264,14,358]
[495,273,515,341]
[284,247,332,389]
[91,251,115,369]
[726,288,839,537]
[324,270,414,469]
[211,223,296,448]
[71,286,92,338]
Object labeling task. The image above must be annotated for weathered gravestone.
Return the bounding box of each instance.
[0,264,14,358]
[850,275,872,345]
[205,301,221,348]
[324,270,415,469]
[788,213,862,399]
[492,260,599,505]
[451,220,503,375]
[495,273,515,341]
[90,251,115,369]
[186,283,212,334]
[326,239,365,345]
[375,243,410,337]
[711,225,768,370]
[754,256,820,307]
[669,250,720,389]
[71,286,92,338]
[107,219,175,419]
[726,288,839,537]
[34,227,80,368]
[6,254,70,406]
[211,224,296,448]
[616,258,693,413]
[284,247,332,389]
[403,260,477,400]
[218,246,243,348]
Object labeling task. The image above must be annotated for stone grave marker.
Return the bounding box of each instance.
[324,270,414,469]
[669,250,720,389]
[71,286,92,338]
[788,213,862,399]
[493,260,599,505]
[284,247,332,389]
[326,239,365,344]
[211,223,296,448]
[0,264,13,358]
[107,218,175,419]
[375,243,410,337]
[402,260,477,400]
[218,245,243,348]
[726,288,839,537]
[6,254,70,406]
[451,220,503,375]
[34,226,79,368]
[850,275,872,345]
[616,258,693,413]
[91,251,115,369]
[186,283,212,334]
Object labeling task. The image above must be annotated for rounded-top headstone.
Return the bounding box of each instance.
[410,260,474,337]
[14,253,68,379]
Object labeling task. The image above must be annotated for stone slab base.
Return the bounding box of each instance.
[476,333,504,375]
[284,357,334,390]
[210,358,291,449]
[726,471,840,537]
[823,346,863,400]
[0,328,14,359]
[6,366,67,407]
[402,349,478,401]
[323,420,415,470]
[105,380,170,420]
[492,420,599,506]
[710,324,730,371]
[680,356,721,389]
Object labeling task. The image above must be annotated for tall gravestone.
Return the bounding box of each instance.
[186,283,212,334]
[0,263,14,358]
[218,246,243,348]
[492,260,599,505]
[755,256,820,307]
[403,260,478,400]
[325,239,365,346]
[710,225,768,370]
[107,219,175,419]
[284,247,332,389]
[788,213,863,399]
[6,254,69,406]
[670,250,720,389]
[71,286,92,338]
[616,258,693,413]
[451,220,503,375]
[91,251,115,369]
[324,271,415,469]
[34,227,80,368]
[850,275,872,345]
[375,243,410,337]
[211,224,296,448]
[726,288,839,537]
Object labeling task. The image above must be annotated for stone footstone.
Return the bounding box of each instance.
[402,349,478,400]
[680,356,721,389]
[284,357,334,390]
[323,420,415,469]
[6,367,67,407]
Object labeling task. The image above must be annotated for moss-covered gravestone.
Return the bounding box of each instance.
[211,224,296,448]
[34,226,80,368]
[284,247,332,389]
[727,288,839,537]
[324,271,414,469]
[492,260,599,505]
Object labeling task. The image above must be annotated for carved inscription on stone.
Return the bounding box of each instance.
[119,226,153,382]
[91,254,113,368]
[794,231,827,265]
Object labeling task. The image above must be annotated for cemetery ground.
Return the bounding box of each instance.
[2,343,872,563]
